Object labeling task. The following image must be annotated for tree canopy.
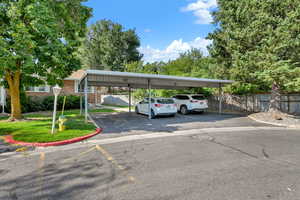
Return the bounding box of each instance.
[125,49,215,99]
[207,0,300,97]
[0,0,92,119]
[79,19,143,71]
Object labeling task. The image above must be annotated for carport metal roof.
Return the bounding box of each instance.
[81,69,234,121]
[81,70,234,89]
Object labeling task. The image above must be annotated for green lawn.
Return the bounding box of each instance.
[102,104,135,110]
[102,104,126,108]
[0,108,114,143]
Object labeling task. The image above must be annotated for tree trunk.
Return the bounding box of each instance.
[269,82,283,119]
[6,71,22,120]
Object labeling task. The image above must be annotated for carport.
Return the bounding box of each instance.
[80,70,234,121]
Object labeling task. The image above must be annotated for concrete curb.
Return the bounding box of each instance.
[3,128,103,147]
[248,115,300,128]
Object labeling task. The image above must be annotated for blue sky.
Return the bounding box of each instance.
[84,0,217,63]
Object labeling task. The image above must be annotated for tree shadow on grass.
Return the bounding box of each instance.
[0,127,19,136]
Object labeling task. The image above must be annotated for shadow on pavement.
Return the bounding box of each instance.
[91,112,265,135]
[0,151,128,200]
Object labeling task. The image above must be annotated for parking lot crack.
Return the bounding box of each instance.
[209,138,259,159]
[262,147,269,158]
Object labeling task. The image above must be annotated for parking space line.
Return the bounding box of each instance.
[38,152,45,198]
[62,146,96,163]
[95,145,136,183]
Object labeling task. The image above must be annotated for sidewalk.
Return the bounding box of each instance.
[96,105,132,112]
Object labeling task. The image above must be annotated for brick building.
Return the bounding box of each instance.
[0,70,113,110]
[25,70,103,104]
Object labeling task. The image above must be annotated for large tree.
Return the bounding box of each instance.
[125,49,214,98]
[0,0,91,120]
[79,19,143,71]
[208,0,300,112]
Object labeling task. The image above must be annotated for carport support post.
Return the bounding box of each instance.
[218,83,222,114]
[84,77,88,123]
[80,95,83,115]
[80,84,83,115]
[148,79,151,119]
[128,85,132,113]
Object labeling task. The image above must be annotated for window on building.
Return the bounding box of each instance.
[26,86,50,93]
[74,80,95,93]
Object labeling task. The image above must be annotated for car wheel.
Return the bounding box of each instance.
[180,105,189,115]
[135,106,139,114]
[170,114,176,117]
[150,109,155,119]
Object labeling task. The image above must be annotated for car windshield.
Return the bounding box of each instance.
[157,99,174,104]
[144,98,155,103]
[192,95,205,100]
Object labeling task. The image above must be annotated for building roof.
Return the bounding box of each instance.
[65,69,86,81]
[81,70,234,89]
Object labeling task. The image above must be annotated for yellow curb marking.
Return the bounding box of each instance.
[95,145,136,183]
[15,147,28,152]
[11,144,21,147]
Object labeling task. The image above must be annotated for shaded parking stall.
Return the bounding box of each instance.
[79,70,234,120]
[92,112,269,135]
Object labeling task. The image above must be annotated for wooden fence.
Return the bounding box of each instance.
[208,93,300,115]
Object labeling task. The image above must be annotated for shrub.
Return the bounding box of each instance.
[5,94,46,113]
[42,95,81,111]
[4,95,82,114]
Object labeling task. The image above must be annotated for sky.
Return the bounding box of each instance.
[84,0,218,63]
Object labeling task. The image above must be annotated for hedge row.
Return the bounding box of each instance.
[2,95,83,113]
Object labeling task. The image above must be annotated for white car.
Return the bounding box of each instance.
[173,94,208,115]
[135,98,177,118]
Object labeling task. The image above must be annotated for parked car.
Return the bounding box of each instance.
[135,98,177,118]
[173,94,208,115]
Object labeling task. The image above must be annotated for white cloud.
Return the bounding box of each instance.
[182,0,217,24]
[139,37,212,63]
[144,28,152,33]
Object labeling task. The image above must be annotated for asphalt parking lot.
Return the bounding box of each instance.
[3,112,300,200]
[92,112,270,135]
[1,125,300,200]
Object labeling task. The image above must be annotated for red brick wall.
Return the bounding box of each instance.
[60,80,77,96]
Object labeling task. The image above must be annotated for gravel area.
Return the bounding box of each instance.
[250,112,300,128]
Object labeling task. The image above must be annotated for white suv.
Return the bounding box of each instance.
[135,98,177,118]
[173,94,208,115]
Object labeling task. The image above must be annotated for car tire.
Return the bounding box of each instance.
[150,109,155,119]
[170,114,176,117]
[135,106,139,114]
[180,105,189,115]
